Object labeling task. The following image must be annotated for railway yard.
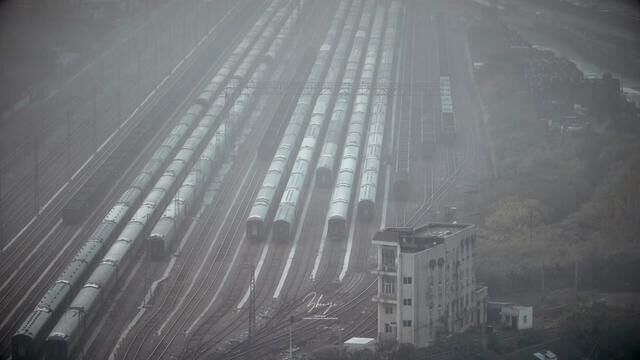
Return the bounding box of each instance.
[0,0,494,359]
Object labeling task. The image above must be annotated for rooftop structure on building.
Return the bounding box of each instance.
[372,223,488,347]
[344,337,376,353]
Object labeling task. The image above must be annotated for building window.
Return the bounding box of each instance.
[403,298,412,306]
[403,276,412,284]
[523,315,527,324]
[383,277,396,295]
[385,305,393,314]
[403,320,412,327]
[382,247,396,269]
[385,323,392,333]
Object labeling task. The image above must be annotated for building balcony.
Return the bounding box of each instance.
[372,293,398,304]
[371,265,397,276]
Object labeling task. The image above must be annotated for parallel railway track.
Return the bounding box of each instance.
[0,2,252,357]
[1,2,493,359]
[114,8,326,356]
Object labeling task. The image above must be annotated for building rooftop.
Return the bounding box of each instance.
[373,223,473,253]
[503,305,533,312]
[344,337,376,345]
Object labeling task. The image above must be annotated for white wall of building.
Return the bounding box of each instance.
[374,224,487,348]
[501,306,533,330]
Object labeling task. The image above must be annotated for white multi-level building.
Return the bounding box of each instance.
[372,224,487,347]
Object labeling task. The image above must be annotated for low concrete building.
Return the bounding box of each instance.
[344,337,376,353]
[372,224,488,347]
[501,305,533,330]
[487,301,515,323]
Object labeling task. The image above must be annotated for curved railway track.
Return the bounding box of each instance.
[218,279,378,359]
[180,3,343,357]
[0,0,222,244]
[115,9,322,356]
[182,52,319,360]
[0,2,254,358]
[123,169,264,360]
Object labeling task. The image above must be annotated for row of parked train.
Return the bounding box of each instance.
[246,0,401,243]
[437,12,456,138]
[12,1,301,359]
[393,8,455,203]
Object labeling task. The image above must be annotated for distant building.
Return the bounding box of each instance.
[372,224,488,347]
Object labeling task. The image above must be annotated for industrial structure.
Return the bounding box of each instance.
[372,224,488,347]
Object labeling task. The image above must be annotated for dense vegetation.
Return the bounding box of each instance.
[560,302,640,359]
[469,21,640,295]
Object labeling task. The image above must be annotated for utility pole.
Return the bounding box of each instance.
[289,315,295,360]
[143,253,149,307]
[529,208,533,244]
[33,136,39,215]
[248,264,256,360]
[0,142,4,254]
[137,33,142,103]
[540,260,546,327]
[92,86,97,150]
[182,3,187,54]
[167,14,172,74]
[153,21,158,86]
[574,259,579,292]
[117,62,122,124]
[541,260,545,291]
[67,100,72,177]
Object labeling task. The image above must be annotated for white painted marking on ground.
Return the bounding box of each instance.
[3,216,37,252]
[0,224,83,331]
[0,219,62,293]
[273,177,317,299]
[338,202,358,282]
[309,217,329,281]
[236,236,272,309]
[70,154,95,181]
[41,183,69,212]
[157,159,255,335]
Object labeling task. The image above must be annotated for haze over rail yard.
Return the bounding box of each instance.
[1,0,639,359]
